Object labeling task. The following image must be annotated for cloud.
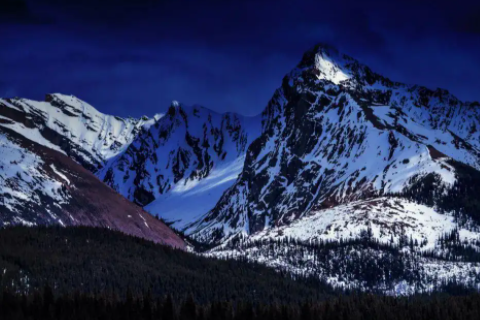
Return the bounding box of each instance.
[2,0,480,119]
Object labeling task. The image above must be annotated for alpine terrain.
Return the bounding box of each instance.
[2,44,480,293]
[97,102,261,230]
[189,44,480,292]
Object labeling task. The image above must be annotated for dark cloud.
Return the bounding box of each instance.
[1,0,480,117]
[0,80,15,97]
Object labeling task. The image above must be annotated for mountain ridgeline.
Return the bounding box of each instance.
[2,44,480,292]
[97,102,261,230]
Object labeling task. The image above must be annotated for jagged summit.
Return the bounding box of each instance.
[298,44,468,99]
[97,100,262,228]
[294,44,355,85]
[314,50,351,84]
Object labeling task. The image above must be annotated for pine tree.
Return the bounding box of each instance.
[162,294,175,320]
[179,294,196,320]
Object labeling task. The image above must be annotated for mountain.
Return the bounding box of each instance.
[0,93,160,171]
[189,44,480,244]
[0,94,184,247]
[97,102,261,230]
[3,44,480,293]
[180,44,480,292]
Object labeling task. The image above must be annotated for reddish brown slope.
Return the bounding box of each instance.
[0,127,185,249]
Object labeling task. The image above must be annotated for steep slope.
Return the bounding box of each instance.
[98,102,261,230]
[0,93,160,171]
[0,125,185,248]
[189,44,480,244]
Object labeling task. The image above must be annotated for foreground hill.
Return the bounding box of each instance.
[2,289,480,320]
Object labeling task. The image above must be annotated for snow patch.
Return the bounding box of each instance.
[315,52,350,84]
[50,164,70,185]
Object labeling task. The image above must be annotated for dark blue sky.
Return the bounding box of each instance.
[1,0,480,117]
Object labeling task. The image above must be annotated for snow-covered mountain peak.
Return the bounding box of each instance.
[0,93,155,170]
[45,93,105,118]
[98,101,262,225]
[185,44,480,291]
[186,44,480,246]
[312,46,352,84]
[293,44,367,85]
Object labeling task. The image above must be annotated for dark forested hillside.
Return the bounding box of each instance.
[1,227,480,320]
[0,226,334,304]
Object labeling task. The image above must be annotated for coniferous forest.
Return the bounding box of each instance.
[0,226,335,303]
[1,226,480,320]
[2,287,480,320]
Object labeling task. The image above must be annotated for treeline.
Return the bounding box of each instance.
[424,228,480,262]
[2,286,480,320]
[0,226,335,304]
[393,159,480,229]
[224,235,423,291]
[222,232,480,291]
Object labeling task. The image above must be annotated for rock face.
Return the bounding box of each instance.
[0,95,183,248]
[188,44,480,244]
